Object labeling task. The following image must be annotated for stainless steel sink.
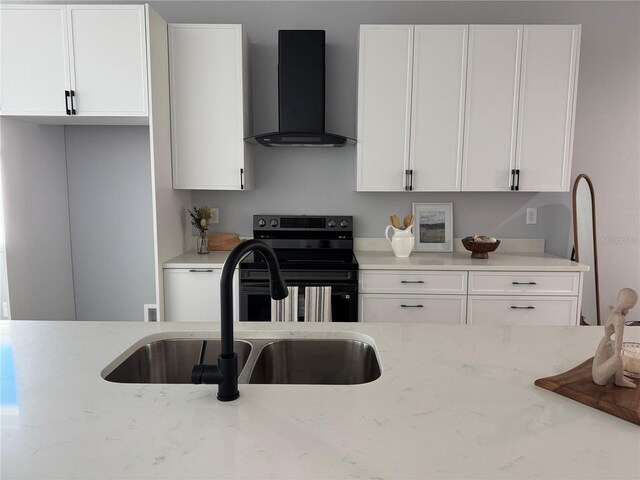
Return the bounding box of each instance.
[103,339,252,384]
[248,339,381,385]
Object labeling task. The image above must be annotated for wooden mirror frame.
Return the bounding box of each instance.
[572,174,601,325]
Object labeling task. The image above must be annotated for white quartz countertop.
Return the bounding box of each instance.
[163,250,231,268]
[355,250,589,271]
[1,320,638,479]
[163,249,589,272]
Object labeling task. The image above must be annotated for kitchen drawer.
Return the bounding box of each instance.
[360,270,467,294]
[360,294,466,324]
[468,271,580,296]
[467,296,578,326]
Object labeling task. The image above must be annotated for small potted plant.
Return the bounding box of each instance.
[188,205,213,254]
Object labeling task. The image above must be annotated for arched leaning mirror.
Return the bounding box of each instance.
[572,174,600,325]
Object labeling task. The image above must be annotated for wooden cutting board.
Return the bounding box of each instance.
[207,233,242,251]
[535,357,640,425]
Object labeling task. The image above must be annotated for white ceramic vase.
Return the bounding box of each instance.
[385,224,414,257]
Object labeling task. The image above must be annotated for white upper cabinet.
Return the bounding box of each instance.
[357,25,413,192]
[66,5,148,117]
[0,5,70,115]
[461,25,523,192]
[169,24,252,190]
[357,24,580,193]
[515,26,581,192]
[0,4,148,122]
[410,25,468,191]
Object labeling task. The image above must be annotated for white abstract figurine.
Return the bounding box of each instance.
[592,288,638,388]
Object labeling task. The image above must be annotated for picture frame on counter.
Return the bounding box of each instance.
[412,202,453,252]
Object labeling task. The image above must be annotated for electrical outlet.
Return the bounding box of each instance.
[526,208,537,225]
[211,208,219,224]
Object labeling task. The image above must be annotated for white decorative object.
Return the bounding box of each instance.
[412,202,453,252]
[592,288,638,387]
[385,225,414,257]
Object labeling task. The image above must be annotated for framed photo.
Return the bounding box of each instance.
[412,203,453,252]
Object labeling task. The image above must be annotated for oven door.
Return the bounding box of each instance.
[240,281,358,322]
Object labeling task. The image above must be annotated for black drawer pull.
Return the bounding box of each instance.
[189,269,214,273]
[512,281,537,285]
[401,304,424,308]
[510,306,535,310]
[401,280,425,284]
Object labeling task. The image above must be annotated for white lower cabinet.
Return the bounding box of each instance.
[163,268,239,322]
[360,295,466,324]
[467,296,577,326]
[466,271,581,325]
[359,270,467,323]
[359,268,582,325]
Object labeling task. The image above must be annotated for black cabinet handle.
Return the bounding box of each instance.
[240,168,244,190]
[510,169,516,191]
[405,170,411,191]
[70,90,76,115]
[515,169,520,191]
[401,304,424,308]
[510,306,535,310]
[401,280,424,284]
[512,281,537,285]
[64,90,71,115]
[189,269,213,273]
[409,169,413,191]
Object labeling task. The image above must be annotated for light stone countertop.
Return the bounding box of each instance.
[1,320,638,479]
[163,250,232,269]
[355,250,589,271]
[164,249,589,272]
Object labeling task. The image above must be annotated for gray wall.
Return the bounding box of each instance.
[0,119,76,320]
[148,1,639,311]
[65,126,156,321]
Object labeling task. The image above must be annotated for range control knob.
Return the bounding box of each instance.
[270,218,279,227]
[257,218,266,227]
[340,219,350,228]
[328,219,337,228]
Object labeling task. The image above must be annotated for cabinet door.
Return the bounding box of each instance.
[467,296,578,326]
[357,25,413,191]
[360,294,466,324]
[0,5,70,115]
[66,5,148,116]
[410,26,467,191]
[164,269,221,322]
[462,25,522,191]
[169,25,248,189]
[516,26,581,192]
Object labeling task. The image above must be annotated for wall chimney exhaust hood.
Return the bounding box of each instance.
[246,30,355,147]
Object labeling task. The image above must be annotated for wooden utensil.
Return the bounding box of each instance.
[403,214,414,229]
[390,215,401,229]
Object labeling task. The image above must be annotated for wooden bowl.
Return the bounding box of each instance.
[461,239,501,259]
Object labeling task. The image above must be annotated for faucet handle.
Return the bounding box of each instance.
[191,364,223,384]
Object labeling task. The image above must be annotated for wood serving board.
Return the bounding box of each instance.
[207,233,242,251]
[535,357,640,425]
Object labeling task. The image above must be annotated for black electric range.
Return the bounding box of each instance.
[239,215,358,322]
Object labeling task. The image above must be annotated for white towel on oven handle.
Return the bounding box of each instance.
[271,286,299,322]
[304,286,332,322]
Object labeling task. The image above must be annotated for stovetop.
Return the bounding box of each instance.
[241,214,357,271]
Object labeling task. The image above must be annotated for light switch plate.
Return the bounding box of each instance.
[526,208,537,225]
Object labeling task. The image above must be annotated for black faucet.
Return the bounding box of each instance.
[191,240,288,401]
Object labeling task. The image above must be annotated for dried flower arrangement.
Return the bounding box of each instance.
[188,205,213,233]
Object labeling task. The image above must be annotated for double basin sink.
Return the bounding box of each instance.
[103,335,381,385]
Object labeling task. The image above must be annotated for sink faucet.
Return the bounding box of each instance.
[191,240,288,401]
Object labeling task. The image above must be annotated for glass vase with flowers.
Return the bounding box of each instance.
[188,205,213,254]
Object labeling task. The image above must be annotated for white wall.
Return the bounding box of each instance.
[0,118,76,320]
[149,0,639,312]
[65,126,156,321]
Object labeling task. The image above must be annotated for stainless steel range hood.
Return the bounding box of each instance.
[246,30,355,147]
